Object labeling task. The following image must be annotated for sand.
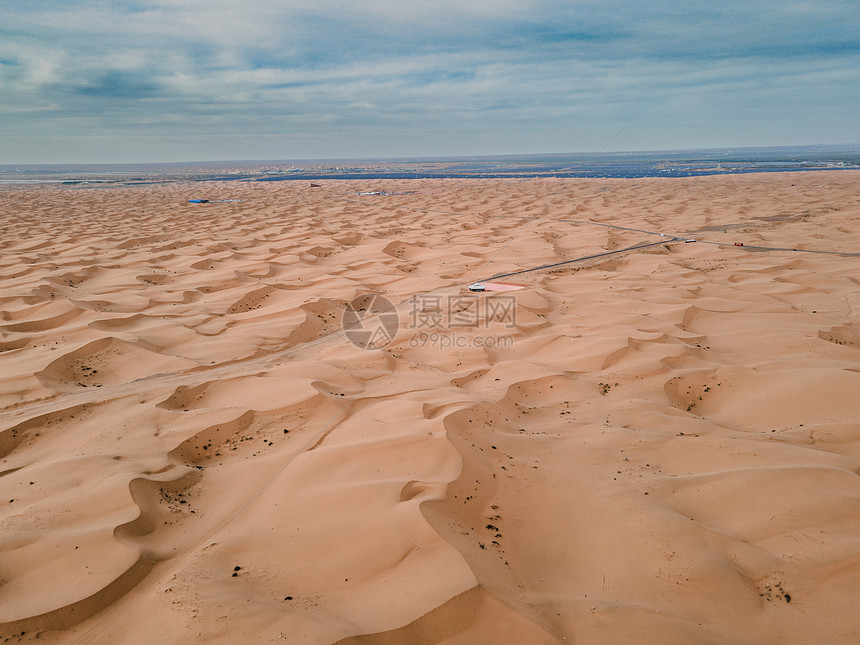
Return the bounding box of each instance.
[1,171,859,643]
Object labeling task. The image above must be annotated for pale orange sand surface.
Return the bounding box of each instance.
[1,172,859,643]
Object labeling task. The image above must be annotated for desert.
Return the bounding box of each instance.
[1,171,859,643]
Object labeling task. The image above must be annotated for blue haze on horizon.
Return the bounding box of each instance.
[1,1,859,164]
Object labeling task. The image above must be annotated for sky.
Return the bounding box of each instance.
[1,0,859,164]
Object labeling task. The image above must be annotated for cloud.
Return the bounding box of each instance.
[67,72,161,99]
[1,0,859,162]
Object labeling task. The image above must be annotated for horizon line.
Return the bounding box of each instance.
[3,142,860,169]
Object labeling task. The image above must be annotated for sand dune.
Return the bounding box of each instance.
[1,172,859,643]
